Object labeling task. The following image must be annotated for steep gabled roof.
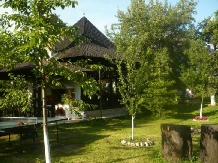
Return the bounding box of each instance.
[75,16,115,49]
[55,17,116,59]
[56,42,116,59]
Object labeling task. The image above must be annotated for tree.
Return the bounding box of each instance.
[201,10,218,52]
[106,0,197,140]
[196,10,218,105]
[0,74,33,116]
[180,39,218,119]
[0,1,99,162]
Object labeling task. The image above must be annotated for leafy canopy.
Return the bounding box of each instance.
[107,0,197,116]
[0,0,99,101]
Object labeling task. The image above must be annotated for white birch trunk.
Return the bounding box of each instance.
[200,103,203,119]
[37,2,51,162]
[131,116,134,140]
[44,129,51,163]
[210,95,216,106]
[42,87,51,163]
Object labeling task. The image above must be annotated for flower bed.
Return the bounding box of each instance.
[193,116,209,121]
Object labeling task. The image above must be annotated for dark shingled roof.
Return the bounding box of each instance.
[75,16,115,49]
[55,16,116,59]
[56,42,116,59]
[0,63,34,72]
[0,17,115,78]
[0,62,91,73]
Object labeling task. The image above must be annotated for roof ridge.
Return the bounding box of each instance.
[74,17,115,49]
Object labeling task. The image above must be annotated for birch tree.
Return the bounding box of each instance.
[0,1,98,162]
[180,39,218,119]
[197,10,218,105]
[107,0,197,140]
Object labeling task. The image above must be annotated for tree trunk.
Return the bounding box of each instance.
[200,124,218,163]
[200,103,203,119]
[200,96,204,119]
[131,116,134,140]
[161,124,192,162]
[42,87,51,163]
[210,95,216,106]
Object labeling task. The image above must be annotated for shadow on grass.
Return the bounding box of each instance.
[0,137,46,163]
[0,115,151,154]
[203,108,218,118]
[0,100,215,162]
[165,102,206,120]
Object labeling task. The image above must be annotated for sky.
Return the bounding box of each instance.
[0,0,218,35]
[56,0,218,34]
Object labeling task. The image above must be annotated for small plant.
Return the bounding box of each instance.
[194,116,208,120]
[61,92,97,111]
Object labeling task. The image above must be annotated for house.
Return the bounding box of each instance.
[0,17,122,117]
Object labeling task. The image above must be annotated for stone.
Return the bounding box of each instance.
[121,139,126,145]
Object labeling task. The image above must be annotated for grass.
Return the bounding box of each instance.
[0,98,218,163]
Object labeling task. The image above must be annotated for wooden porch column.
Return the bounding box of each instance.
[32,81,37,116]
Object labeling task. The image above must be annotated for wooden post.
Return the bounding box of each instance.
[200,124,218,163]
[161,124,192,162]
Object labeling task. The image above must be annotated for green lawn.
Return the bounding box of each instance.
[0,100,217,163]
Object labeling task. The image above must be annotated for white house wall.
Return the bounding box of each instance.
[61,81,81,100]
[74,83,81,100]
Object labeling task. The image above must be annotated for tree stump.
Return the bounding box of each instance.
[161,124,192,162]
[200,124,218,163]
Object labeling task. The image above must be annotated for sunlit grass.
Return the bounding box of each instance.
[0,99,217,163]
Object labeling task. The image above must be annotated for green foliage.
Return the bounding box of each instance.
[0,1,99,161]
[0,0,99,109]
[201,10,218,51]
[61,91,97,112]
[107,0,197,116]
[0,74,33,114]
[180,39,218,102]
[74,58,114,72]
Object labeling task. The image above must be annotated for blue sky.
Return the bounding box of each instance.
[1,0,218,34]
[55,0,218,34]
